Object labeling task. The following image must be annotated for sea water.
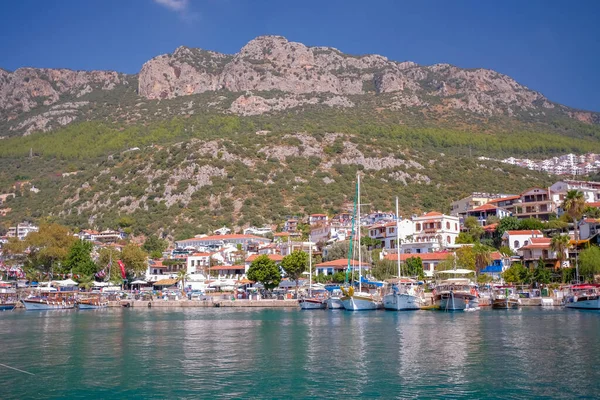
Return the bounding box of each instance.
[1,307,599,399]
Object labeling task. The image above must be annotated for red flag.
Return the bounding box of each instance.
[117,260,126,279]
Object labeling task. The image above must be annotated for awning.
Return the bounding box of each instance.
[153,279,178,286]
[131,280,148,285]
[436,269,475,275]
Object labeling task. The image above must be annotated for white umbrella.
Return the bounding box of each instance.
[131,280,148,285]
[55,278,78,286]
[437,269,475,275]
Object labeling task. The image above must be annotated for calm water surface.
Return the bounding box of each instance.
[1,307,599,399]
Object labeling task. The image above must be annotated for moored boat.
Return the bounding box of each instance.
[298,242,326,310]
[326,288,344,309]
[383,280,423,311]
[491,286,520,309]
[340,286,379,310]
[0,290,18,311]
[77,295,109,309]
[565,284,600,310]
[22,291,76,311]
[433,277,479,311]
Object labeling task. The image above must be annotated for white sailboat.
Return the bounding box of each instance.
[299,242,326,310]
[340,173,379,311]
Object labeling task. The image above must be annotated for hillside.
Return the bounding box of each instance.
[0,36,599,237]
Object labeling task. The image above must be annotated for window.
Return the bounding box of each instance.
[446,222,450,229]
[416,223,421,231]
[514,240,520,248]
[447,235,451,244]
[455,223,458,231]
[524,240,529,246]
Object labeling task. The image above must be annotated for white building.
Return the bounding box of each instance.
[7,222,39,240]
[501,230,544,253]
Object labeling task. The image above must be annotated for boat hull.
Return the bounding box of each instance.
[565,296,600,310]
[0,304,16,311]
[77,302,108,309]
[22,300,75,311]
[435,293,479,311]
[341,294,378,311]
[492,298,520,309]
[299,299,326,310]
[382,293,421,311]
[326,297,344,309]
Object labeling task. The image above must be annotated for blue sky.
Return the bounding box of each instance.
[1,0,598,111]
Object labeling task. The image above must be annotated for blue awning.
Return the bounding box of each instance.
[359,276,384,287]
[481,265,503,273]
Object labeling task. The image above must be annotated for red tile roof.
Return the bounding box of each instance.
[178,234,269,242]
[315,259,369,268]
[520,237,551,249]
[209,265,246,270]
[505,230,543,236]
[487,195,520,203]
[422,211,443,217]
[471,203,498,212]
[586,202,600,208]
[245,254,284,262]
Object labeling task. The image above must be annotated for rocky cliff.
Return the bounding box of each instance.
[138,35,553,117]
[1,35,599,137]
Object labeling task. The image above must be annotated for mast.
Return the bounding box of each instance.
[358,173,362,293]
[396,196,401,279]
[308,242,312,297]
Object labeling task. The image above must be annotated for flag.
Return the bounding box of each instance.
[117,260,126,279]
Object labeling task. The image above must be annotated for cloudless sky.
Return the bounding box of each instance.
[1,0,598,111]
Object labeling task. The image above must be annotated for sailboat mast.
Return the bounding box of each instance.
[396,196,401,279]
[358,173,362,293]
[309,242,312,297]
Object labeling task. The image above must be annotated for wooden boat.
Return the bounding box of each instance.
[491,287,520,309]
[433,277,479,311]
[77,295,109,309]
[22,291,76,311]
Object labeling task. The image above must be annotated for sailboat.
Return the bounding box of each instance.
[299,242,326,310]
[340,173,379,311]
[382,197,424,311]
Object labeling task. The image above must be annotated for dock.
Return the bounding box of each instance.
[111,299,299,308]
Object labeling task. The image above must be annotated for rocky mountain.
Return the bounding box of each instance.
[0,35,598,138]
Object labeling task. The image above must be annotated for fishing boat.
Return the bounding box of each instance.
[382,197,424,311]
[565,284,600,310]
[433,272,480,311]
[340,173,379,311]
[299,243,326,310]
[491,286,520,309]
[77,294,109,309]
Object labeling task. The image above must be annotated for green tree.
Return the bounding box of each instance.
[247,254,281,290]
[518,218,544,231]
[502,262,530,284]
[550,234,570,269]
[281,250,308,293]
[25,223,76,275]
[496,216,521,237]
[583,206,600,219]
[405,257,425,280]
[371,259,396,281]
[563,189,585,241]
[176,268,189,293]
[579,246,600,282]
[143,235,168,254]
[473,243,493,275]
[455,231,476,244]
[64,240,98,277]
[77,274,96,291]
[464,216,484,241]
[533,263,551,284]
[121,244,148,277]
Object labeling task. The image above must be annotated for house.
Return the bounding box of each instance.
[486,195,520,214]
[243,226,273,236]
[519,237,569,269]
[7,222,39,240]
[284,218,299,233]
[309,223,330,245]
[465,204,512,226]
[365,211,395,225]
[480,251,512,279]
[384,251,452,278]
[514,188,556,220]
[404,212,460,253]
[175,234,271,252]
[314,259,371,276]
[309,214,328,225]
[214,226,231,236]
[208,265,246,279]
[502,230,544,253]
[146,259,184,282]
[186,252,212,275]
[450,192,515,222]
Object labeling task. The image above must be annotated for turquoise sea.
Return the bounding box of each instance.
[1,307,599,399]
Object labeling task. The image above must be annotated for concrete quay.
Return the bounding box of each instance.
[110,299,299,308]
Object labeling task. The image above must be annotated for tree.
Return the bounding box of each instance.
[550,234,570,269]
[473,243,493,275]
[247,254,281,290]
[361,236,381,250]
[63,240,98,277]
[502,262,531,284]
[584,206,600,219]
[405,257,425,280]
[464,216,484,241]
[77,274,96,291]
[563,189,585,241]
[496,216,521,237]
[121,244,148,277]
[371,259,396,281]
[518,218,544,231]
[455,231,476,244]
[176,268,189,293]
[533,263,551,284]
[281,250,308,293]
[24,223,76,275]
[579,246,600,282]
[143,235,168,255]
[324,240,371,263]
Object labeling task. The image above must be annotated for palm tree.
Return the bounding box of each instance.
[563,190,585,280]
[176,268,189,295]
[77,275,95,291]
[550,234,570,270]
[473,243,492,276]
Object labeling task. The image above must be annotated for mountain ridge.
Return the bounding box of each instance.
[1,35,599,137]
